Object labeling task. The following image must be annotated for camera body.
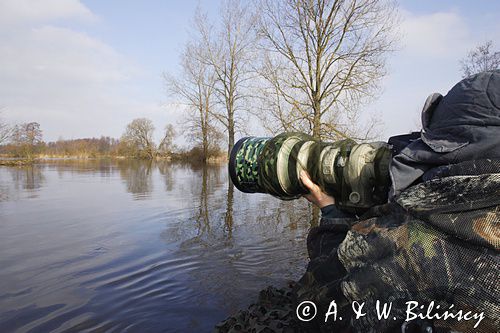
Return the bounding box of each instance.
[229,132,392,212]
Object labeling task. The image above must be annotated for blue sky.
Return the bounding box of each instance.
[1,0,499,144]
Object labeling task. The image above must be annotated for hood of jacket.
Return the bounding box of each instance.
[390,70,500,198]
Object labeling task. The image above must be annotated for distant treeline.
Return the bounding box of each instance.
[0,135,224,162]
[0,136,120,158]
[0,119,225,162]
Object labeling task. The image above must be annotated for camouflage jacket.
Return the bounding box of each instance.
[215,160,499,333]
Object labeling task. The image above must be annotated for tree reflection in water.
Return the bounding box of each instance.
[117,159,153,199]
[156,160,174,192]
[189,164,237,241]
[196,164,211,237]
[166,162,311,318]
[224,183,234,239]
[8,165,45,199]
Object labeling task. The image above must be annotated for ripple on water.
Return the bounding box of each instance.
[0,161,310,332]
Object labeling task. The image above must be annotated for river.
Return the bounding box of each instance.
[0,160,312,332]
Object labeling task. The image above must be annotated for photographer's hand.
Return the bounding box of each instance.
[300,171,335,209]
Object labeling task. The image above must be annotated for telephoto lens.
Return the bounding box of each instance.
[228,132,392,210]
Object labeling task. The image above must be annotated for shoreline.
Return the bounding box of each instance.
[0,159,34,166]
[0,155,228,167]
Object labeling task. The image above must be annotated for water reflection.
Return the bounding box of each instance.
[117,159,154,199]
[190,166,235,240]
[0,165,46,200]
[0,160,310,332]
[156,160,174,192]
[47,158,115,178]
[13,166,45,191]
[195,164,211,237]
[224,184,234,239]
[0,185,8,201]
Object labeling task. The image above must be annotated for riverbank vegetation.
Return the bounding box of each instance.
[0,119,225,163]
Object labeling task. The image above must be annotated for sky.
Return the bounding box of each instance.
[0,0,499,145]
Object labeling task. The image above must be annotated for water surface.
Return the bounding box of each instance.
[0,160,312,332]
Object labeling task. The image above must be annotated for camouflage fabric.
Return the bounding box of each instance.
[215,160,500,333]
[214,284,299,333]
[258,133,308,198]
[233,137,269,193]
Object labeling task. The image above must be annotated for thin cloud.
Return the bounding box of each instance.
[0,0,96,25]
[0,0,158,141]
[400,10,473,58]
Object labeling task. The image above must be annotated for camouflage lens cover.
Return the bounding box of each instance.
[258,132,313,198]
[229,137,269,193]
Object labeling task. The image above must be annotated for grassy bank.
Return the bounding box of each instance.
[0,153,228,167]
[0,159,35,166]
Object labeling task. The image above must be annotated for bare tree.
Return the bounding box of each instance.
[0,112,12,145]
[11,122,43,160]
[257,0,398,140]
[158,124,176,157]
[166,38,219,162]
[196,0,258,155]
[120,118,156,159]
[460,40,500,78]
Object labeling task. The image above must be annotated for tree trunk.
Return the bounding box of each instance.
[312,96,321,139]
[227,108,235,157]
[202,98,210,162]
[202,132,208,163]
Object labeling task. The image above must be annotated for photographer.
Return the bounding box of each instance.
[217,70,499,333]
